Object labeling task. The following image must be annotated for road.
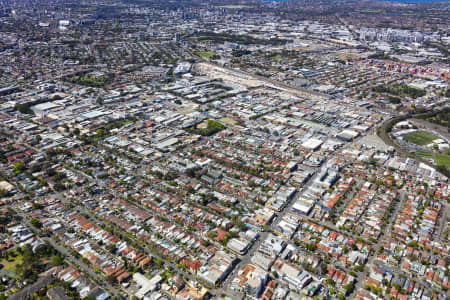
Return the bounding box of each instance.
[28,119,379,300]
[219,126,407,299]
[43,237,123,297]
[349,190,406,298]
[218,161,327,298]
[219,150,356,297]
[52,167,218,296]
[436,202,449,242]
[56,192,203,287]
[8,206,122,298]
[219,151,368,298]
[371,259,443,294]
[11,80,448,300]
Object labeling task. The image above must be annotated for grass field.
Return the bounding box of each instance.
[220,117,238,125]
[402,131,439,145]
[0,251,23,278]
[196,51,215,59]
[435,154,450,167]
[417,150,450,168]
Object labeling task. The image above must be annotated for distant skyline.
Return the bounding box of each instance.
[262,0,450,2]
[374,0,450,2]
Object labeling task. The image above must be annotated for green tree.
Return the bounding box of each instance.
[52,255,63,266]
[326,278,336,286]
[30,218,42,228]
[13,162,25,173]
[207,231,217,239]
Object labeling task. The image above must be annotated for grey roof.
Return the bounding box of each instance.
[47,286,71,300]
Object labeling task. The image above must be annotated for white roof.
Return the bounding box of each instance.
[33,102,60,111]
[339,129,359,137]
[302,138,323,150]
[292,201,313,214]
[133,273,162,299]
[0,181,14,192]
[82,110,106,119]
[228,238,248,251]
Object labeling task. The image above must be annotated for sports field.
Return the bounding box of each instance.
[196,51,216,59]
[402,131,439,145]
